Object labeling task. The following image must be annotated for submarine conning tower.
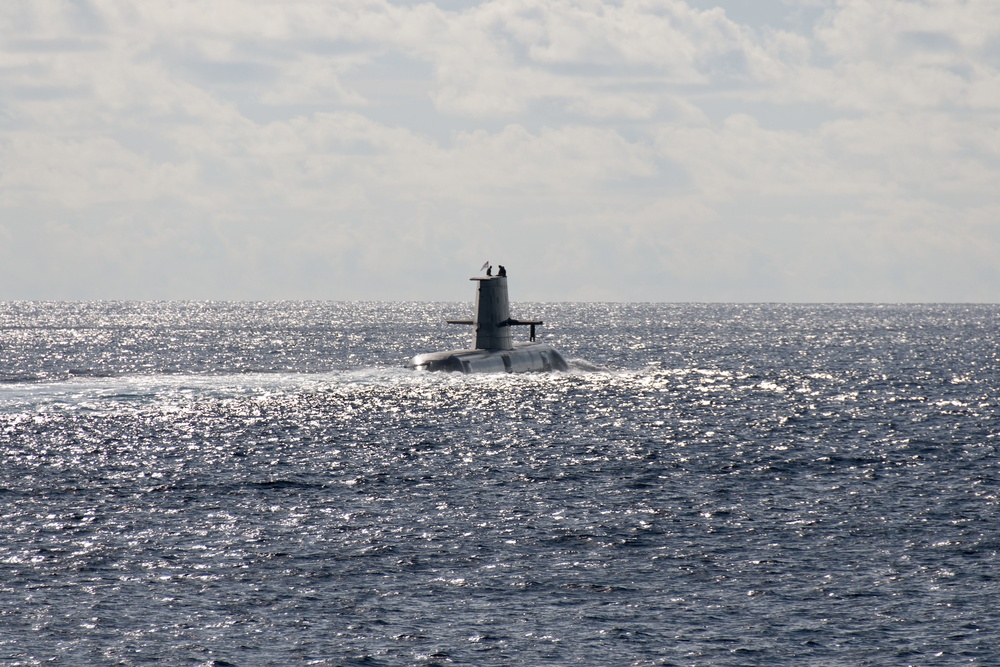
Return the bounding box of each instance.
[472,276,513,350]
[445,275,543,350]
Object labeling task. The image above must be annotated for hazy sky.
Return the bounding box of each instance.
[2,0,999,301]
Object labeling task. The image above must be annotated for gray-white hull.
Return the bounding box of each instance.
[409,342,568,374]
[409,269,566,374]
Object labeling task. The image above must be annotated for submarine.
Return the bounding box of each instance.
[408,265,568,374]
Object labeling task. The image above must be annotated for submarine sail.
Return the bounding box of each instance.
[408,268,568,374]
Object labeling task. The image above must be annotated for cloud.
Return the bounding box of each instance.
[1,0,998,300]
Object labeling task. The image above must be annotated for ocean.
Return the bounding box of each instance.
[1,302,998,665]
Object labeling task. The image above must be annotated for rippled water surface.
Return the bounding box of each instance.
[2,302,999,665]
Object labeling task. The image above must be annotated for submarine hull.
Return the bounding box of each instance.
[409,270,567,374]
[409,342,568,374]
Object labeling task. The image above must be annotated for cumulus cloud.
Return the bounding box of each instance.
[0,0,998,300]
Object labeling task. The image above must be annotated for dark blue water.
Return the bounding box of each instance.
[2,302,998,665]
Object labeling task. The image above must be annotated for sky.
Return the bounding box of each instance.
[2,0,999,302]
